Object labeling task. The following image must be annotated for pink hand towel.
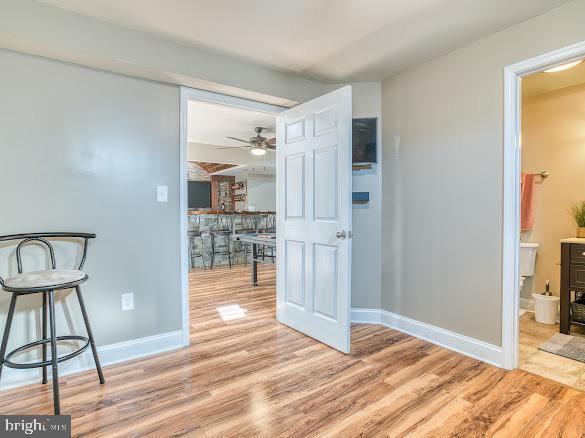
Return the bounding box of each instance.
[521,173,535,231]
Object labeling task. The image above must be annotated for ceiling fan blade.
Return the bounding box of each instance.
[218,145,251,150]
[267,137,276,145]
[226,136,252,144]
[265,145,276,150]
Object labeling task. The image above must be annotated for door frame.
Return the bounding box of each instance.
[502,40,585,369]
[179,87,288,346]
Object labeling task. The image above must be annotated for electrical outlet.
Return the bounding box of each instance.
[121,293,134,311]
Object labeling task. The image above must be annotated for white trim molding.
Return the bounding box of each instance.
[502,39,585,370]
[0,330,183,391]
[352,309,503,367]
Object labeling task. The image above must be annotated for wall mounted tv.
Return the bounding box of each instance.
[188,181,211,209]
[352,118,377,164]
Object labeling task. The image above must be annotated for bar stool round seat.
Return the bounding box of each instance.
[3,269,88,293]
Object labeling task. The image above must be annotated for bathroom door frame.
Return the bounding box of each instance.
[179,87,287,347]
[502,39,585,370]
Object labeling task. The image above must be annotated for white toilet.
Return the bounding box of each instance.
[520,242,559,324]
[519,242,539,287]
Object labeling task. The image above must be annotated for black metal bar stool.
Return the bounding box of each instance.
[188,215,206,269]
[0,232,104,415]
[257,213,276,263]
[210,215,233,269]
[232,214,257,265]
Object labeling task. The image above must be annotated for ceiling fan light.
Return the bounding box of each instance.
[251,147,266,156]
[543,60,583,73]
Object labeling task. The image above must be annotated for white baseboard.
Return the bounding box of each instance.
[352,308,503,367]
[350,308,382,324]
[0,330,183,391]
[520,298,534,312]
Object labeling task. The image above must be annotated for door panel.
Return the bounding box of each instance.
[276,86,352,353]
[313,243,338,320]
[313,146,338,220]
[285,240,305,307]
[285,153,305,219]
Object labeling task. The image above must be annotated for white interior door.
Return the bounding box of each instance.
[276,85,352,353]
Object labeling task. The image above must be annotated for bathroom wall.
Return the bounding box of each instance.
[521,82,585,301]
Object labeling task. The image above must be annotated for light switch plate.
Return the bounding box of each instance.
[157,185,168,202]
[121,293,134,311]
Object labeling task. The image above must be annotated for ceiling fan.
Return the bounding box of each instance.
[222,127,276,156]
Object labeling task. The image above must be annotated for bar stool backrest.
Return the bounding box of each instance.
[188,215,201,232]
[0,233,95,288]
[215,215,234,232]
[238,214,257,232]
[266,213,276,231]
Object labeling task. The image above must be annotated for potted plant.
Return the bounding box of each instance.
[570,201,585,238]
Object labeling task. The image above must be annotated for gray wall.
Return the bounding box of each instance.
[381,0,585,346]
[351,83,382,309]
[0,49,181,351]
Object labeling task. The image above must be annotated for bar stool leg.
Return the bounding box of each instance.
[210,234,215,269]
[42,291,47,384]
[0,294,17,383]
[76,286,105,384]
[227,236,232,269]
[199,235,206,270]
[48,290,61,415]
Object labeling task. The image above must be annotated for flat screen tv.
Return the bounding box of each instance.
[188,181,211,209]
[352,118,377,164]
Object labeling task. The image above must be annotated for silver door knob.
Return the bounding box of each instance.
[336,230,347,240]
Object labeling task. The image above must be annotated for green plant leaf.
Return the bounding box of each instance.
[570,201,585,227]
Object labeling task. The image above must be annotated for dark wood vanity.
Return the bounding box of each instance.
[560,239,585,333]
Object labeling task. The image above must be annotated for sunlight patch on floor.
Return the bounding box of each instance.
[217,304,248,321]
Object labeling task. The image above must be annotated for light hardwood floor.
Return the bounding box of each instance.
[2,265,585,437]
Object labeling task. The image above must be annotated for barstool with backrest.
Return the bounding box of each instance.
[188,215,206,269]
[256,213,276,263]
[0,232,105,415]
[232,213,257,265]
[210,215,233,269]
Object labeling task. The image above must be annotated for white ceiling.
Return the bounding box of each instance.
[187,100,276,147]
[37,0,571,82]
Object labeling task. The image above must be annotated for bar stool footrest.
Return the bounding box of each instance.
[4,335,90,369]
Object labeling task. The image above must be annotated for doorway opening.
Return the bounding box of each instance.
[179,86,357,354]
[179,89,283,348]
[502,40,585,377]
[516,56,585,388]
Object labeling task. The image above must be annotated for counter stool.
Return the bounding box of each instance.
[210,215,233,269]
[0,233,104,415]
[257,213,276,263]
[232,214,257,265]
[188,216,206,269]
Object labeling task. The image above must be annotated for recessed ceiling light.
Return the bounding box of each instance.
[543,60,584,73]
[250,147,267,156]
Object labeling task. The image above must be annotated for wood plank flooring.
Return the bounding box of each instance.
[2,265,585,436]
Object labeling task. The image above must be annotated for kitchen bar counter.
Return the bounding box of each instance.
[188,211,276,268]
